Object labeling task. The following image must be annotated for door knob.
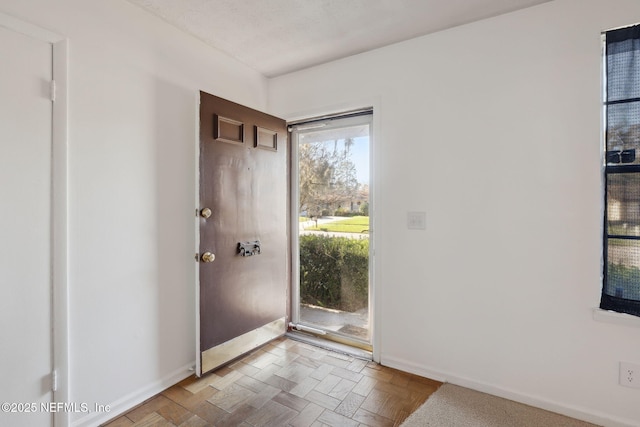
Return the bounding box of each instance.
[201,252,215,263]
[200,208,212,219]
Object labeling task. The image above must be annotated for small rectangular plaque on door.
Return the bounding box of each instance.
[255,126,277,151]
[214,114,244,145]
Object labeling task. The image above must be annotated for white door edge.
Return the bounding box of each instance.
[194,91,201,377]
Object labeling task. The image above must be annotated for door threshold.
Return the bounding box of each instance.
[286,331,372,360]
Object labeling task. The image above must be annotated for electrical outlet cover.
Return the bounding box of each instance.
[619,361,640,388]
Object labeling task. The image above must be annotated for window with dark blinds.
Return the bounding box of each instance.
[602,24,640,317]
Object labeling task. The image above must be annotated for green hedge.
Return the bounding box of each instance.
[299,234,369,312]
[607,263,640,299]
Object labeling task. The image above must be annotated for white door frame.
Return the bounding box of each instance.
[289,109,377,356]
[0,11,69,427]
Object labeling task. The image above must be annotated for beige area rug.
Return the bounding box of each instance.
[401,384,600,427]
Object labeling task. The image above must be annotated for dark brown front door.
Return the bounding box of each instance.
[197,91,288,375]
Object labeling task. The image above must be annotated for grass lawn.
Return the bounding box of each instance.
[306,216,369,233]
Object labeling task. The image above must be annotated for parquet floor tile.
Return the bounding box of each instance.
[103,337,441,426]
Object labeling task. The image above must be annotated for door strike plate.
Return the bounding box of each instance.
[238,241,261,257]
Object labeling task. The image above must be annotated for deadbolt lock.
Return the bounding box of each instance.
[200,208,212,219]
[201,252,215,263]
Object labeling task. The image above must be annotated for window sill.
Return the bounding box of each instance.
[592,308,640,328]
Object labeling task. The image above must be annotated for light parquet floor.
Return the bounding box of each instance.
[102,337,442,427]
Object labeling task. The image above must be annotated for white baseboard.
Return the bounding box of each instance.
[71,362,194,427]
[381,354,637,427]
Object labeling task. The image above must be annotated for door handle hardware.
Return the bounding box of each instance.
[201,252,215,263]
[238,241,261,257]
[200,208,212,219]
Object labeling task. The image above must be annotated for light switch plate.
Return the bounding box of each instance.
[407,211,426,230]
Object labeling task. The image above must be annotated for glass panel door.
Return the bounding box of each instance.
[291,112,372,348]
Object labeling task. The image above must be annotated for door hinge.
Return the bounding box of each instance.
[51,369,58,392]
[50,80,56,102]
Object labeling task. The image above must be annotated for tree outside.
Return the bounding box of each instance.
[299,138,366,218]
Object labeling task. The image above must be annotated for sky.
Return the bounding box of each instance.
[351,136,370,185]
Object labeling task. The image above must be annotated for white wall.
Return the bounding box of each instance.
[0,0,267,425]
[269,1,640,425]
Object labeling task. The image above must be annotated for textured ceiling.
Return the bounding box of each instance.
[128,0,553,77]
